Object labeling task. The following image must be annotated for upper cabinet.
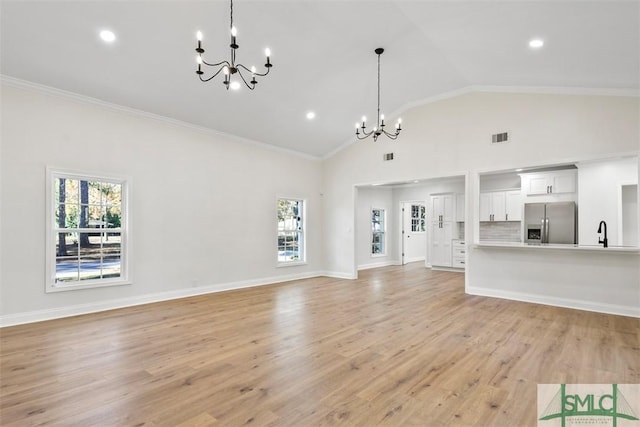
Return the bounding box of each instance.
[431,193,454,223]
[521,170,576,196]
[505,190,522,221]
[480,190,520,222]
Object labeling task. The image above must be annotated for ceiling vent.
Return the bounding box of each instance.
[492,132,509,144]
[383,152,394,161]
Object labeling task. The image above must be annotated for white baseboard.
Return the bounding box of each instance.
[466,286,640,318]
[0,271,326,327]
[403,256,425,264]
[321,271,357,280]
[357,260,400,271]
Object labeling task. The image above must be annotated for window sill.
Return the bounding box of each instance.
[277,261,308,268]
[46,279,131,293]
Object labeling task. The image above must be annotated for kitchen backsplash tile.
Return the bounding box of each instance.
[479,221,521,242]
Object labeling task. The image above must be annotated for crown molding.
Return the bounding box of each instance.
[0,75,322,162]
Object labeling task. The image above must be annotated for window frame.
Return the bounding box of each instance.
[371,207,386,257]
[45,168,131,292]
[276,197,306,266]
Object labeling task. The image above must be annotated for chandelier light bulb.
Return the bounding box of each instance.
[196,31,203,41]
[355,123,360,129]
[265,48,271,57]
[362,116,367,123]
[231,26,237,37]
[223,66,229,75]
[196,55,202,64]
[373,127,378,132]
[251,66,256,74]
[380,114,384,120]
[230,81,241,90]
[398,118,402,124]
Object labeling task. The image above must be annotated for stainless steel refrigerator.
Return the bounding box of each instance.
[524,202,577,244]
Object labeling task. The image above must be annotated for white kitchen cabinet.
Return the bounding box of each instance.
[429,221,452,267]
[522,170,576,196]
[479,191,507,221]
[456,193,465,222]
[431,193,454,223]
[451,239,466,269]
[429,193,456,267]
[480,190,521,222]
[505,190,522,221]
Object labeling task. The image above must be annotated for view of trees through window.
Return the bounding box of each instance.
[278,199,303,262]
[371,208,385,255]
[54,176,123,284]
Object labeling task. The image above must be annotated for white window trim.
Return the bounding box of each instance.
[371,207,386,257]
[45,168,132,292]
[276,196,307,267]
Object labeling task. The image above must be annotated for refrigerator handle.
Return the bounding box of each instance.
[541,218,546,243]
[545,218,550,243]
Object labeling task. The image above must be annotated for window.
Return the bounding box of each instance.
[46,170,129,292]
[411,204,426,232]
[371,208,386,255]
[277,198,304,264]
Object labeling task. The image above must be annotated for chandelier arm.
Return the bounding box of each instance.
[201,59,231,68]
[381,130,399,140]
[236,64,270,77]
[236,69,256,90]
[198,65,231,82]
[356,128,375,140]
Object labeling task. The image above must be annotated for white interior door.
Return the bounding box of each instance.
[402,202,426,264]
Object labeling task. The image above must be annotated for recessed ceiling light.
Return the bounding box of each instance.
[99,30,116,43]
[306,112,316,120]
[229,81,241,90]
[529,39,544,49]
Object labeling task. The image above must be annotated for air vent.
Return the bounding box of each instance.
[383,152,394,161]
[492,132,509,144]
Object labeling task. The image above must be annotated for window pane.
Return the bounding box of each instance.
[106,204,122,228]
[62,179,79,204]
[102,253,121,279]
[56,232,79,282]
[79,257,102,281]
[278,231,300,262]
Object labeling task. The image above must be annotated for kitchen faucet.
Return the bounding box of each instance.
[597,220,608,248]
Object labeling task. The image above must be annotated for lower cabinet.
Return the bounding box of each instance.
[452,239,466,269]
[429,221,452,267]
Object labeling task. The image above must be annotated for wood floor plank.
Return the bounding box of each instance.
[1,263,638,426]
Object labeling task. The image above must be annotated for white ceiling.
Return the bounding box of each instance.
[1,1,638,158]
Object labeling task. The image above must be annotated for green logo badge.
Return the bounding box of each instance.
[538,384,639,427]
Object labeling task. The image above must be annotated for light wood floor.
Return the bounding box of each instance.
[1,263,638,426]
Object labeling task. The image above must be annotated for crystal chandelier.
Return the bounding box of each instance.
[356,48,402,141]
[195,0,272,90]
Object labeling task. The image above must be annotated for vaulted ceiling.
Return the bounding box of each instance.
[2,1,638,158]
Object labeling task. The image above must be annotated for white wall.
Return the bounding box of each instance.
[0,84,324,324]
[323,91,640,316]
[577,157,639,246]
